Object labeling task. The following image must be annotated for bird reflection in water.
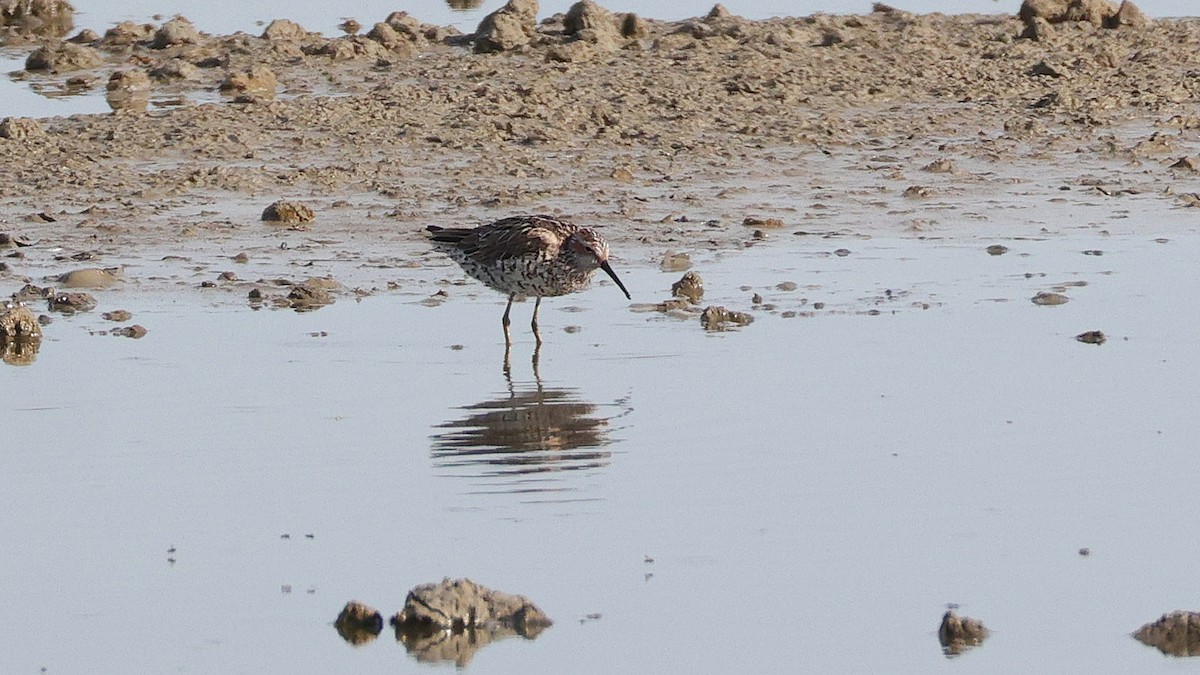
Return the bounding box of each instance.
[431,347,626,497]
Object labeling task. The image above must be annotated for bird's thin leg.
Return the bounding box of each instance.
[531,296,543,345]
[502,293,515,346]
[531,342,542,383]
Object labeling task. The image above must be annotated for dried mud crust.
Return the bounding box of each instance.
[2,3,1200,294]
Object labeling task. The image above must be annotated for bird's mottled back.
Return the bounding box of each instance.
[426,214,630,345]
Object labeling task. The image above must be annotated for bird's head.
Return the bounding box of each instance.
[566,228,630,300]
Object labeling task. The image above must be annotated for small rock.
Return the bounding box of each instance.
[1031,291,1069,306]
[106,70,152,111]
[261,18,307,41]
[1110,0,1150,27]
[335,600,383,645]
[0,117,45,140]
[262,200,315,223]
[391,577,551,634]
[922,158,956,173]
[220,65,277,96]
[48,291,96,314]
[0,302,41,339]
[112,324,147,338]
[986,244,1009,255]
[149,58,200,81]
[939,610,989,655]
[700,306,753,330]
[610,166,634,181]
[151,16,201,49]
[742,216,784,228]
[25,41,103,72]
[473,0,538,53]
[619,12,649,38]
[565,0,620,43]
[659,251,691,272]
[56,268,121,288]
[103,310,133,321]
[1169,157,1199,172]
[288,280,334,310]
[1134,611,1200,657]
[1075,330,1106,344]
[101,20,154,46]
[833,248,851,257]
[671,271,704,304]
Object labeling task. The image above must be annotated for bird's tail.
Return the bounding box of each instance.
[426,225,473,244]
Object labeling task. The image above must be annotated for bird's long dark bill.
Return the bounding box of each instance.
[601,261,632,300]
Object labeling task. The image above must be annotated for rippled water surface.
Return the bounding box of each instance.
[5,226,1200,672]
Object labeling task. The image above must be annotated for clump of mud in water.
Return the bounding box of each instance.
[0,0,74,39]
[0,300,42,366]
[938,610,989,656]
[700,305,753,330]
[671,271,704,304]
[1134,611,1200,656]
[262,200,315,224]
[334,600,383,645]
[389,578,551,667]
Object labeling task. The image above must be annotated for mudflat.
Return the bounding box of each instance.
[1,0,1198,295]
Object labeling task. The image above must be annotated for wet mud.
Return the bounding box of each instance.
[0,0,1197,314]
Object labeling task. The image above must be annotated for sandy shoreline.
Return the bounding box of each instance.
[1,1,1199,298]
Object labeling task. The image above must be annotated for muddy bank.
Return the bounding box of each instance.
[1,1,1199,300]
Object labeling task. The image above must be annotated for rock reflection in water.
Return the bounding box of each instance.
[431,377,621,495]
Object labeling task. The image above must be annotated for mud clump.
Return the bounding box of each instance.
[262,200,315,224]
[671,271,704,304]
[24,41,102,72]
[700,305,753,330]
[660,252,692,272]
[743,216,785,229]
[220,65,277,99]
[1,300,42,366]
[1134,611,1200,656]
[106,70,151,111]
[112,324,147,338]
[56,268,121,288]
[335,600,383,645]
[1019,0,1149,30]
[0,117,44,140]
[473,0,537,53]
[0,0,73,37]
[1,301,40,339]
[939,610,989,656]
[150,16,201,49]
[287,282,334,311]
[390,578,551,667]
[1031,291,1069,306]
[48,291,96,314]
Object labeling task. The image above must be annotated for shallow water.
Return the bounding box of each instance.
[4,225,1200,672]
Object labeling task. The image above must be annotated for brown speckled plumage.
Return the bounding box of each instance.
[427,215,630,345]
